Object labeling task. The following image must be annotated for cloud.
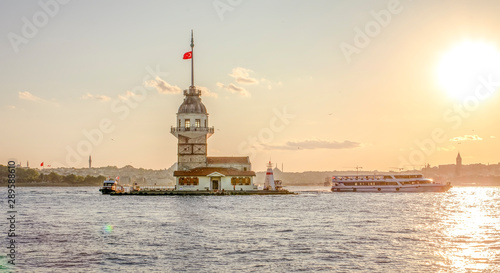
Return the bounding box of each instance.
[145,77,182,94]
[19,91,45,102]
[229,67,259,84]
[264,140,361,150]
[80,92,111,102]
[218,67,281,96]
[197,86,218,98]
[117,90,142,101]
[437,145,456,152]
[18,91,59,107]
[449,135,483,142]
[260,78,283,90]
[216,82,250,97]
[7,105,16,109]
[491,136,496,139]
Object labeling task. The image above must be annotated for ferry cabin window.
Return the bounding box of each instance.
[402,180,428,185]
[185,119,190,129]
[195,119,201,128]
[344,182,398,186]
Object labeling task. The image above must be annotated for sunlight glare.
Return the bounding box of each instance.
[436,41,500,100]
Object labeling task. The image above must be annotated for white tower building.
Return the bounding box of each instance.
[171,86,214,171]
[171,31,256,192]
[170,30,214,171]
[264,161,276,190]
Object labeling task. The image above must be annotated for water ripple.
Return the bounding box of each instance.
[6,186,500,272]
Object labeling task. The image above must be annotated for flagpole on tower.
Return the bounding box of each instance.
[190,29,194,87]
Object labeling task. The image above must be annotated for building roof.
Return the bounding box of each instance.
[174,167,255,177]
[207,156,250,165]
[178,95,207,114]
[178,87,207,114]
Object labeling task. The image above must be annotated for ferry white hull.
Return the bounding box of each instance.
[331,184,451,192]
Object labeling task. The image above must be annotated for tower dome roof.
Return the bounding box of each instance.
[177,87,207,114]
[178,96,207,114]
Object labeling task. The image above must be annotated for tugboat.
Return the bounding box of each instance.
[99,178,124,194]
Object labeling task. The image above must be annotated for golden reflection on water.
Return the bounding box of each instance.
[436,187,500,272]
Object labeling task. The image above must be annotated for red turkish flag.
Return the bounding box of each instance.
[183,51,192,59]
[40,162,44,167]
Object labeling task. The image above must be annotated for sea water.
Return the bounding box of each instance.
[2,186,500,272]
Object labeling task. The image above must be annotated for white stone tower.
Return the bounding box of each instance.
[455,152,462,176]
[264,161,276,190]
[171,31,214,171]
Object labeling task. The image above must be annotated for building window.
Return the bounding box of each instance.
[178,119,181,127]
[185,119,190,129]
[195,119,201,128]
[204,120,207,128]
[179,177,199,186]
[231,177,251,186]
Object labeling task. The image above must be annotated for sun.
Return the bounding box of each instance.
[436,40,500,99]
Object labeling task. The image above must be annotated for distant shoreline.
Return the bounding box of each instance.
[1,182,101,187]
[4,183,500,187]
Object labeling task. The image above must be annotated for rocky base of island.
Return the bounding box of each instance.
[110,189,296,196]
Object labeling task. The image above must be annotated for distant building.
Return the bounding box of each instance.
[89,155,92,169]
[456,152,462,176]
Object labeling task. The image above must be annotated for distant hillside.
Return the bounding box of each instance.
[0,163,177,187]
[255,168,333,186]
[4,163,500,187]
[257,168,500,186]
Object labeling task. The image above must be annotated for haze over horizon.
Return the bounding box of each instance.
[2,0,500,172]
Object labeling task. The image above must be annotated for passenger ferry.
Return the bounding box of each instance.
[331,173,451,192]
[99,179,125,194]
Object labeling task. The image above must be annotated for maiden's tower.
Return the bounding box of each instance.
[171,31,256,191]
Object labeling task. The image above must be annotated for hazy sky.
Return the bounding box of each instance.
[2,0,500,172]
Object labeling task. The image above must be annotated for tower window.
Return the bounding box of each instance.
[178,119,181,127]
[195,119,201,128]
[204,120,207,128]
[185,119,190,129]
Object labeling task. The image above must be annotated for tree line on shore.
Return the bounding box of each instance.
[0,165,106,186]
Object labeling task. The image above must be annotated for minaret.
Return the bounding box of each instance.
[89,155,92,169]
[456,152,462,176]
[171,31,214,171]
